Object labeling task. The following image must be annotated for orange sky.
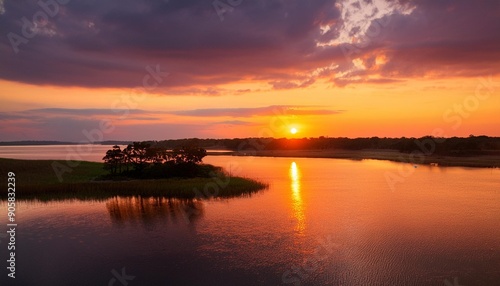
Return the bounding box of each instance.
[0,0,499,141]
[1,75,498,141]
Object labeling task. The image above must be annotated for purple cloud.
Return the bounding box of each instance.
[0,0,498,91]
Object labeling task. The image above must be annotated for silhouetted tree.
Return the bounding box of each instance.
[103,142,208,177]
[102,145,124,174]
[171,146,207,164]
[127,142,151,171]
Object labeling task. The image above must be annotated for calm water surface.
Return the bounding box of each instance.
[0,144,123,162]
[0,146,499,285]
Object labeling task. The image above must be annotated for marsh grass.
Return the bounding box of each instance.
[0,158,106,184]
[0,158,268,201]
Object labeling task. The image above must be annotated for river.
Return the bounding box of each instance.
[0,145,499,285]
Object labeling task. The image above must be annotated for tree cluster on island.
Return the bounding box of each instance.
[102,142,216,179]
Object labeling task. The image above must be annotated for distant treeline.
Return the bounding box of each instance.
[148,135,500,156]
[2,136,500,156]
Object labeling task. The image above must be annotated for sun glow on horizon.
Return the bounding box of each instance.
[290,127,298,134]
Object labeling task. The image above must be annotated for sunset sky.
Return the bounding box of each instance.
[0,0,499,142]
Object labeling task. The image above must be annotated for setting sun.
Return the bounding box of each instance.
[290,128,298,134]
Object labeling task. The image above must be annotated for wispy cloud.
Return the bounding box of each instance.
[0,105,343,141]
[4,105,343,119]
[213,120,254,126]
[0,109,208,141]
[27,108,148,116]
[172,105,344,117]
[0,109,156,121]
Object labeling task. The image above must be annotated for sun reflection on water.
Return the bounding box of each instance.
[289,161,305,234]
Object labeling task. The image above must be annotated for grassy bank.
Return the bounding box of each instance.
[0,158,267,201]
[232,149,500,168]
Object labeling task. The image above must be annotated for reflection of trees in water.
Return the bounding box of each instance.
[106,196,204,226]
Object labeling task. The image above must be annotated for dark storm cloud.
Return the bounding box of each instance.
[0,0,339,89]
[371,0,500,78]
[0,0,499,90]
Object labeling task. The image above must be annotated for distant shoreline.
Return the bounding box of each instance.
[222,149,500,168]
[1,139,499,169]
[0,141,132,146]
[0,148,498,168]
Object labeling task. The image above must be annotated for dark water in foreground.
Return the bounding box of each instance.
[0,146,500,285]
